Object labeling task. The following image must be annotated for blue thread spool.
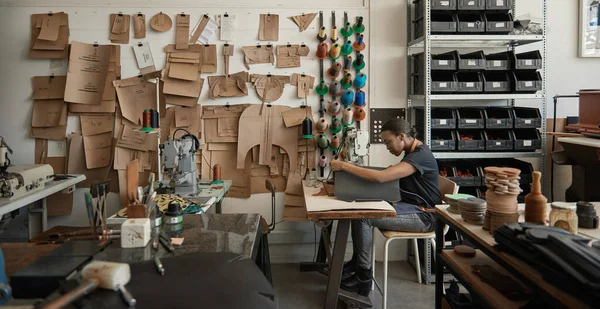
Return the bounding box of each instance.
[341,90,354,107]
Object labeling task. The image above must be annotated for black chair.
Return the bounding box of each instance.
[256,179,276,284]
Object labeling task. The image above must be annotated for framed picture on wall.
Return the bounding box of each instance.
[580,0,600,57]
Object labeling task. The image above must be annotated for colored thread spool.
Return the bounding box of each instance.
[329,43,341,60]
[355,90,366,107]
[301,117,313,139]
[353,16,365,34]
[150,109,159,128]
[328,101,341,115]
[354,107,366,121]
[330,135,341,151]
[341,22,354,37]
[353,34,366,51]
[317,27,327,42]
[327,62,342,79]
[142,109,153,132]
[354,73,367,89]
[343,108,354,126]
[341,72,353,89]
[329,81,342,96]
[317,134,330,149]
[341,40,353,56]
[341,90,354,107]
[165,203,183,225]
[343,55,352,71]
[330,26,338,42]
[330,118,342,134]
[316,42,328,60]
[316,80,329,95]
[316,117,329,133]
[319,155,328,168]
[213,164,224,184]
[353,53,365,70]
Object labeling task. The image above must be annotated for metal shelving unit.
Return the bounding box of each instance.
[406,0,548,187]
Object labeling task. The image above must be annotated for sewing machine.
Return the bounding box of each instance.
[0,138,54,199]
[159,134,199,196]
[340,128,369,166]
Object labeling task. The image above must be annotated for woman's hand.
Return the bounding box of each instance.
[330,159,345,171]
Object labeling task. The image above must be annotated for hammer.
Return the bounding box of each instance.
[42,261,134,309]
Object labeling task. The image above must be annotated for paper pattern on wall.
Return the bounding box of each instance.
[132,42,156,74]
[32,76,66,100]
[175,14,190,50]
[290,73,316,98]
[133,14,146,39]
[288,13,317,32]
[64,41,111,105]
[241,45,274,70]
[207,71,248,100]
[249,74,290,103]
[218,14,236,41]
[276,45,310,68]
[190,15,218,44]
[259,14,279,41]
[30,12,69,59]
[110,13,130,44]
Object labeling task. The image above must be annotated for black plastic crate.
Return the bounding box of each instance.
[484,13,514,34]
[512,107,541,128]
[412,72,459,95]
[513,50,543,70]
[484,107,513,129]
[457,108,485,129]
[484,130,514,151]
[483,71,511,93]
[456,72,484,93]
[458,51,486,71]
[485,51,512,70]
[511,71,542,93]
[458,0,485,10]
[437,161,457,179]
[485,0,513,10]
[414,14,458,40]
[414,107,457,129]
[431,130,457,151]
[412,51,458,75]
[440,159,484,187]
[414,0,457,19]
[457,13,485,33]
[512,129,542,151]
[475,158,534,185]
[457,129,486,151]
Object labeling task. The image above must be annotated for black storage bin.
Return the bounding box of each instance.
[457,13,485,33]
[483,71,511,93]
[484,13,514,34]
[412,72,458,94]
[485,0,513,10]
[458,51,486,71]
[484,130,514,151]
[457,129,486,151]
[513,129,542,151]
[485,51,512,70]
[458,0,485,10]
[414,14,458,40]
[438,161,457,178]
[511,71,542,93]
[431,130,457,151]
[484,107,513,129]
[457,108,485,129]
[413,51,458,75]
[414,0,457,19]
[512,107,541,128]
[513,50,543,70]
[456,72,484,93]
[415,107,457,129]
[441,160,484,187]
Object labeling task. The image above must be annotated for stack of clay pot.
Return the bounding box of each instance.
[445,193,475,214]
[458,197,487,225]
[483,167,523,233]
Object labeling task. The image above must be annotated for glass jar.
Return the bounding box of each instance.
[549,202,578,234]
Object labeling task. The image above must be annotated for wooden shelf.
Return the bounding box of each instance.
[441,249,530,309]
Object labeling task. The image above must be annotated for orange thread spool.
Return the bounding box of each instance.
[213,164,223,184]
[142,109,151,128]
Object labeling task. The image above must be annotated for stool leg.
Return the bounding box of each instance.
[413,239,422,284]
[383,238,392,309]
[371,227,376,291]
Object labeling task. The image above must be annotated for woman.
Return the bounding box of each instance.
[330,118,442,296]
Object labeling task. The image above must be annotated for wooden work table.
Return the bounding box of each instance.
[303,181,396,309]
[435,204,595,309]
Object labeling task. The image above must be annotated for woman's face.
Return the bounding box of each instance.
[381,131,405,156]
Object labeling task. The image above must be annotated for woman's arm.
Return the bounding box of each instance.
[330,160,417,183]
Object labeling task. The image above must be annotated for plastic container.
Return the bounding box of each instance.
[457,108,485,129]
[484,130,514,151]
[438,161,457,178]
[511,71,542,93]
[456,72,484,93]
[414,107,457,129]
[439,160,482,187]
[431,130,457,151]
[457,129,486,151]
[414,0,457,19]
[513,50,543,70]
[484,107,513,129]
[483,71,511,93]
[457,13,485,33]
[412,72,458,94]
[458,0,485,10]
[412,51,458,75]
[484,13,514,34]
[458,51,486,71]
[414,14,458,40]
[485,0,513,11]
[512,107,541,128]
[512,129,542,151]
[485,51,512,71]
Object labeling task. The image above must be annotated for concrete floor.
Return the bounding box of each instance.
[272,261,435,309]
